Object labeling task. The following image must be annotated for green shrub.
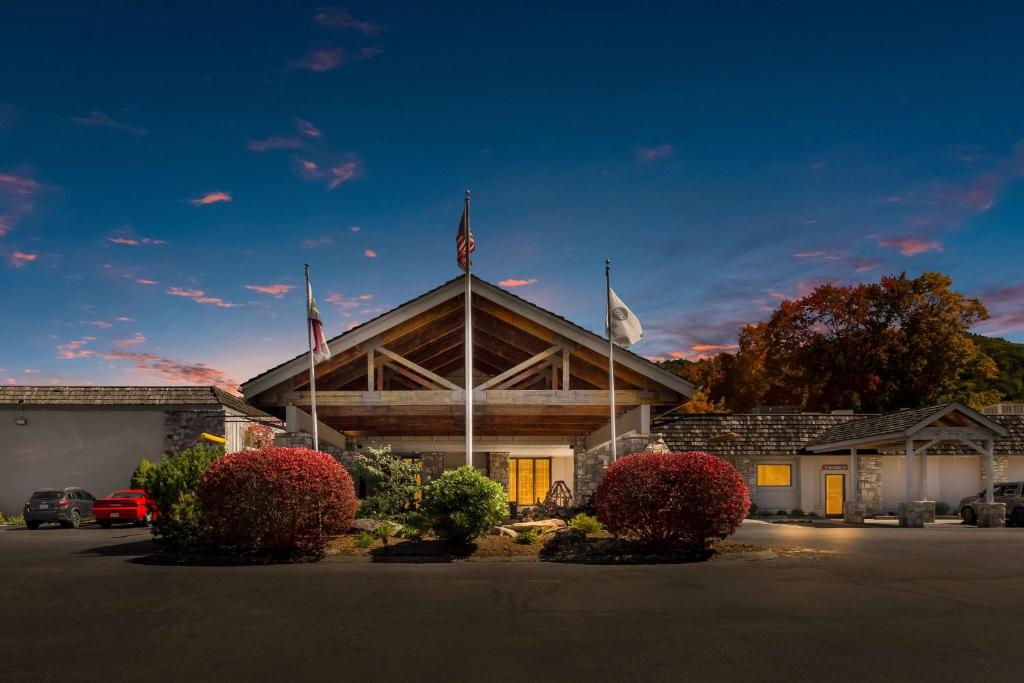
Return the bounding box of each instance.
[776,510,789,516]
[421,466,508,544]
[568,513,603,535]
[130,458,155,490]
[749,502,758,516]
[935,501,951,516]
[147,443,224,551]
[374,522,397,546]
[790,509,805,516]
[5,514,24,526]
[514,528,539,545]
[356,445,423,519]
[354,530,374,548]
[807,511,819,518]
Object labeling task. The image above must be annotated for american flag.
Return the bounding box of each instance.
[456,201,475,272]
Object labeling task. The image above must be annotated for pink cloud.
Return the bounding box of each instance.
[189,191,232,206]
[168,287,204,298]
[0,173,40,235]
[57,337,96,359]
[351,225,361,232]
[106,235,166,246]
[115,316,133,322]
[107,236,139,245]
[290,46,382,72]
[499,278,539,287]
[167,286,238,308]
[296,119,323,138]
[114,332,146,348]
[7,251,37,268]
[83,320,113,329]
[635,144,673,162]
[71,111,146,136]
[329,161,362,188]
[135,278,157,286]
[363,249,377,258]
[247,136,302,152]
[101,350,237,391]
[0,216,10,236]
[974,284,1024,335]
[877,236,943,256]
[666,343,740,361]
[853,259,883,273]
[325,293,372,309]
[244,283,294,298]
[314,9,382,36]
[793,251,842,261]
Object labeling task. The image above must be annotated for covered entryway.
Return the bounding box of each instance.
[807,402,1009,527]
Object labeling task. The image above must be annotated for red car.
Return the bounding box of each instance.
[94,489,157,528]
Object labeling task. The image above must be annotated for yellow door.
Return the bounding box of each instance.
[825,474,845,516]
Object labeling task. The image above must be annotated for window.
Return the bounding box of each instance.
[756,464,792,487]
[508,458,552,505]
[401,457,423,502]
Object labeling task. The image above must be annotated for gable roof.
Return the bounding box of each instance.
[0,386,273,420]
[806,401,1008,451]
[241,274,694,398]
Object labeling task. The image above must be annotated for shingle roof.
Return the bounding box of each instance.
[653,410,1024,456]
[0,386,272,419]
[652,412,866,456]
[805,402,1007,449]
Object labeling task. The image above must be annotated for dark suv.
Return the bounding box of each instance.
[23,488,96,529]
[958,482,1024,526]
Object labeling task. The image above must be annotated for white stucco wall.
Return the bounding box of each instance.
[0,407,167,516]
[1007,456,1024,480]
[752,456,800,513]
[936,456,982,505]
[798,455,854,515]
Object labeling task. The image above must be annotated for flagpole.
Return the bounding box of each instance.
[305,263,320,451]
[463,190,474,467]
[606,258,617,462]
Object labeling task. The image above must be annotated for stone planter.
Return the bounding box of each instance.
[842,501,869,524]
[976,502,1007,528]
[898,501,931,528]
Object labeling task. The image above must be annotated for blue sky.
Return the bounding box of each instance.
[2,1,1023,390]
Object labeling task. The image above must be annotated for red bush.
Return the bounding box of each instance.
[594,451,749,550]
[198,447,357,558]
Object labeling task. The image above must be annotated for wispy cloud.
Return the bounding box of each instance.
[974,284,1024,335]
[325,292,372,309]
[314,8,382,36]
[296,118,322,138]
[290,46,382,73]
[57,337,96,359]
[330,160,362,188]
[71,111,146,136]
[301,236,334,249]
[793,251,842,261]
[167,286,238,308]
[0,172,41,236]
[363,248,377,258]
[499,278,538,287]
[635,144,673,162]
[659,343,741,362]
[297,156,363,189]
[101,350,237,390]
[877,236,943,256]
[113,332,146,348]
[101,262,158,286]
[106,235,167,246]
[189,191,232,206]
[6,251,37,268]
[247,136,302,152]
[244,283,294,298]
[83,320,113,329]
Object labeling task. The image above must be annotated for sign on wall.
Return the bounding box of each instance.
[821,464,848,471]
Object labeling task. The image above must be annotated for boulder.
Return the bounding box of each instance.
[351,519,402,536]
[506,519,565,533]
[488,526,519,538]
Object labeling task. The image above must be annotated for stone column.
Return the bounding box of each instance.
[487,452,510,493]
[573,438,609,506]
[856,455,882,516]
[980,454,1008,490]
[733,456,756,505]
[419,452,444,483]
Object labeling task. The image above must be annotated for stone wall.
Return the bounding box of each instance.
[981,455,1009,488]
[488,452,510,493]
[573,434,651,505]
[164,408,227,454]
[857,455,883,515]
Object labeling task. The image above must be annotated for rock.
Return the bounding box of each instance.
[350,519,402,536]
[488,526,518,538]
[506,519,565,533]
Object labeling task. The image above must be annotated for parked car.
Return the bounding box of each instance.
[958,482,1024,526]
[94,489,157,528]
[23,488,96,529]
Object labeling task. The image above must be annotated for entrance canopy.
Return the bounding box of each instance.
[241,275,692,441]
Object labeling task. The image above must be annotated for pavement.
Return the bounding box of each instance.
[3,521,1024,682]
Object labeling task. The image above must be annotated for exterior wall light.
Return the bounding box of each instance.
[15,417,28,426]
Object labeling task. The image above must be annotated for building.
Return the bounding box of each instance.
[0,386,277,516]
[242,275,693,506]
[654,403,1024,522]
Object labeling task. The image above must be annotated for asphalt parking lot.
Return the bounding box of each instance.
[3,521,1024,682]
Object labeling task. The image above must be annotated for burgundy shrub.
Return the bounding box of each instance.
[198,447,357,557]
[594,451,750,550]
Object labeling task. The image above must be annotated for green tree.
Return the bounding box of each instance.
[130,458,155,490]
[355,444,423,520]
[147,443,224,551]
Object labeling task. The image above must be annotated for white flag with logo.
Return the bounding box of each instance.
[606,288,643,347]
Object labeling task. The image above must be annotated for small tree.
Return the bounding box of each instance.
[421,466,508,544]
[245,423,275,449]
[147,443,224,551]
[130,458,155,490]
[355,444,423,520]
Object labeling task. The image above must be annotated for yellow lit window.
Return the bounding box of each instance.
[757,464,792,487]
[509,458,552,505]
[401,457,423,501]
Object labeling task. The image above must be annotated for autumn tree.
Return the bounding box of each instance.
[662,272,993,413]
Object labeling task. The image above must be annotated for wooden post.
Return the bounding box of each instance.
[366,350,375,391]
[905,438,914,503]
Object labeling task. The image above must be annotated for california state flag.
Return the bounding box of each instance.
[307,280,331,363]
